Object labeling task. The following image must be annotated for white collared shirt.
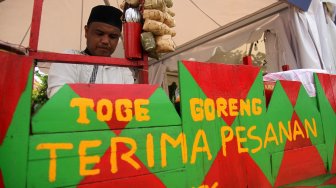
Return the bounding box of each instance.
[47,49,134,98]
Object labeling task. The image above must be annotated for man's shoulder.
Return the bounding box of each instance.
[63,49,84,55]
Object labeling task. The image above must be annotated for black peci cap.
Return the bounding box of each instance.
[87,5,123,30]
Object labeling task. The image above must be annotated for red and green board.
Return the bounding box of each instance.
[0,55,335,187]
[0,51,33,188]
[179,61,335,187]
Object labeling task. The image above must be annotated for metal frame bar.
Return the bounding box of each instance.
[28,0,148,83]
[30,51,144,67]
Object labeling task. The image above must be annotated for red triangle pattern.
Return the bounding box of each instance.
[202,138,248,188]
[78,173,165,188]
[323,176,336,186]
[330,75,336,113]
[274,145,326,187]
[184,61,267,186]
[202,138,272,188]
[0,52,32,145]
[72,84,163,185]
[183,61,260,126]
[332,145,336,174]
[0,169,4,188]
[280,80,301,107]
[70,84,157,134]
[244,154,273,188]
[79,143,165,186]
[284,112,313,151]
[317,74,336,113]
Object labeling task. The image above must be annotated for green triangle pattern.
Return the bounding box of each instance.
[28,130,116,187]
[125,87,181,129]
[179,62,230,187]
[32,84,110,133]
[295,86,325,146]
[237,71,273,184]
[259,81,294,183]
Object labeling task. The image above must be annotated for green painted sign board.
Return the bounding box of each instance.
[0,51,335,187]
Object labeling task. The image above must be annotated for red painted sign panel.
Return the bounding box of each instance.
[0,54,335,187]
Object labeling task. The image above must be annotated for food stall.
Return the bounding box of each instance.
[0,0,336,187]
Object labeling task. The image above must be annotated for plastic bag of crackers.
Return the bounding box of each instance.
[121,0,176,59]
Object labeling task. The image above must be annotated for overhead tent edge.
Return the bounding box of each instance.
[149,1,288,65]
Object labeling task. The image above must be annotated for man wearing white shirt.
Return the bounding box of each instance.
[47,5,134,98]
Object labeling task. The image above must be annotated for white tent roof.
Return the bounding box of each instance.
[0,0,277,57]
[2,0,335,97]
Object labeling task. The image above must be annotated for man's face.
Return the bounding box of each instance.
[85,22,121,57]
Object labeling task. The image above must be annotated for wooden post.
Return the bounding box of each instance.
[29,0,43,53]
[139,53,149,84]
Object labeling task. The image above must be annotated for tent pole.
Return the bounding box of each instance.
[28,0,43,53]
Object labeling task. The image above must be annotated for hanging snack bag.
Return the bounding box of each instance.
[126,0,140,6]
[170,28,176,37]
[120,1,126,9]
[148,50,162,60]
[163,12,175,27]
[166,8,175,17]
[143,9,165,22]
[143,19,172,36]
[141,32,156,52]
[164,0,173,8]
[156,35,175,53]
[144,0,165,11]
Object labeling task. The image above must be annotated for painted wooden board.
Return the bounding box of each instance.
[272,144,327,187]
[1,56,336,187]
[281,174,336,187]
[28,126,184,187]
[28,81,183,188]
[179,61,262,188]
[178,60,333,188]
[77,169,186,188]
[260,78,327,184]
[32,84,181,133]
[315,73,336,174]
[0,51,33,188]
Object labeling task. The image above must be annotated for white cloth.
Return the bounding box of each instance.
[287,0,336,73]
[263,69,328,97]
[47,49,134,98]
[325,8,336,71]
